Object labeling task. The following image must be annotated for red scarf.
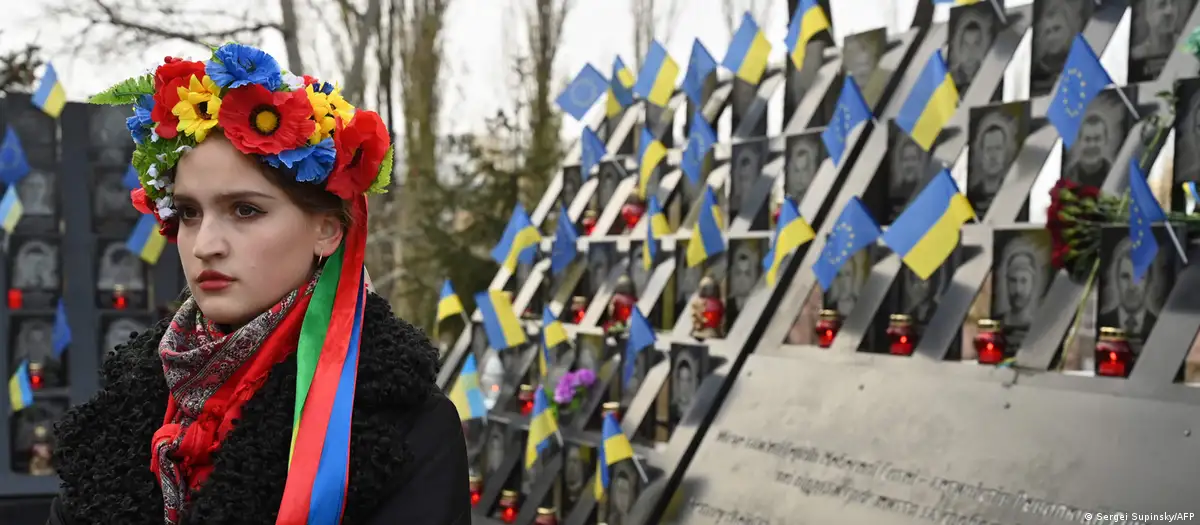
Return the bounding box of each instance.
[151,276,317,524]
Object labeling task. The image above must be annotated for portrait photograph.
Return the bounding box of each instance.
[949,0,1002,95]
[9,314,67,389]
[1061,88,1136,188]
[784,130,827,203]
[576,331,606,373]
[668,342,709,424]
[6,98,57,167]
[9,399,67,475]
[1097,226,1179,353]
[605,459,642,525]
[477,347,506,410]
[561,165,583,210]
[1031,0,1094,96]
[88,104,135,168]
[471,321,489,361]
[497,344,525,388]
[1173,78,1200,189]
[562,442,595,511]
[92,168,141,234]
[886,121,931,222]
[968,101,1030,218]
[1130,0,1197,83]
[587,241,616,297]
[621,345,661,407]
[96,239,148,310]
[726,238,765,315]
[823,247,874,318]
[596,161,626,214]
[9,236,60,308]
[991,228,1054,350]
[674,240,703,307]
[483,420,512,480]
[842,27,888,86]
[98,314,152,359]
[729,139,767,219]
[626,241,652,297]
[899,249,959,329]
[15,169,57,232]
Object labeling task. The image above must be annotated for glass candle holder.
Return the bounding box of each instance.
[1095,327,1135,378]
[974,319,1006,365]
[887,314,916,356]
[816,309,841,348]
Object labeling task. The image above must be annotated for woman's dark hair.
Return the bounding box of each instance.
[257,163,353,227]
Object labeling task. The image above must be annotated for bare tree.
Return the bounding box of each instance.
[518,0,572,205]
[630,0,682,70]
[721,0,773,39]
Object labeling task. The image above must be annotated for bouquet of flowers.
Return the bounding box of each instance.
[552,368,596,416]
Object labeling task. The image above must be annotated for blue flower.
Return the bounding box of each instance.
[313,81,335,96]
[206,44,282,91]
[265,138,336,183]
[126,95,155,144]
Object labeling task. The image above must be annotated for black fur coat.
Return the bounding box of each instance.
[47,293,470,525]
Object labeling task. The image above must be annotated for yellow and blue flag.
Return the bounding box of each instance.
[686,187,726,267]
[681,112,718,185]
[581,127,607,180]
[683,39,718,105]
[556,64,608,121]
[639,127,667,199]
[763,197,816,286]
[550,207,579,275]
[52,299,71,359]
[624,306,655,384]
[1048,35,1113,150]
[633,41,680,108]
[449,354,488,421]
[491,203,542,272]
[0,125,31,185]
[822,76,872,166]
[723,12,772,85]
[542,306,568,351]
[784,0,831,69]
[0,185,23,234]
[607,57,637,117]
[1182,181,1199,210]
[437,280,465,322]
[895,50,958,151]
[525,385,560,469]
[123,163,141,190]
[475,289,527,350]
[643,195,670,270]
[883,169,976,280]
[594,412,635,500]
[32,63,67,119]
[1128,159,1166,282]
[813,197,881,291]
[9,359,33,413]
[126,213,167,265]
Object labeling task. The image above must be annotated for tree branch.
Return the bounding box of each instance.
[79,0,280,47]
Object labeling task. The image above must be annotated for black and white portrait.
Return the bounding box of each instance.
[1131,0,1196,83]
[969,101,1029,217]
[1031,0,1093,96]
[606,460,640,525]
[992,229,1053,349]
[675,242,702,304]
[484,421,508,477]
[7,101,56,166]
[576,332,605,372]
[900,252,957,328]
[1062,89,1135,188]
[11,238,58,291]
[562,165,583,210]
[1098,227,1175,351]
[727,239,763,312]
[949,1,1001,94]
[1174,79,1200,184]
[12,317,54,364]
[888,122,930,221]
[89,105,135,168]
[102,317,150,356]
[597,161,625,213]
[588,242,615,297]
[563,444,593,508]
[824,249,872,318]
[97,242,146,292]
[17,169,55,217]
[621,347,657,406]
[93,169,140,232]
[627,241,651,296]
[730,140,765,217]
[785,131,825,203]
[843,28,888,85]
[478,349,505,410]
[669,343,708,422]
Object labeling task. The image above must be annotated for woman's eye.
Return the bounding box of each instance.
[178,207,200,220]
[234,204,262,218]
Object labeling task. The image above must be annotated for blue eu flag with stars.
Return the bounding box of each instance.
[821,76,872,166]
[1047,35,1113,150]
[813,197,881,291]
[681,111,718,185]
[556,64,608,121]
[1128,159,1166,283]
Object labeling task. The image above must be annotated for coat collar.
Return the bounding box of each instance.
[53,293,440,525]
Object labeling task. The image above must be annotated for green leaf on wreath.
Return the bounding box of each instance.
[368,145,394,195]
[88,75,156,105]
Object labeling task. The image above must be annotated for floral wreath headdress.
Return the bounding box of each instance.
[89,43,389,525]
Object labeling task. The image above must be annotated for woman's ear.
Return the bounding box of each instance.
[314,214,345,257]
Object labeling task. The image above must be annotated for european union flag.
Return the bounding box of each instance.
[551,207,579,275]
[52,299,71,359]
[683,40,717,105]
[1048,35,1113,150]
[0,125,31,185]
[1128,159,1166,283]
[581,127,606,180]
[812,197,881,291]
[681,112,717,185]
[556,64,608,121]
[624,306,655,384]
[822,76,872,166]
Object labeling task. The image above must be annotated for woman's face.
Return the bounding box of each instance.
[173,135,343,325]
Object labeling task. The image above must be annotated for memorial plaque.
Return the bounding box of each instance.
[562,165,583,210]
[5,95,57,167]
[1061,88,1137,188]
[596,161,626,212]
[669,353,1200,524]
[784,130,826,203]
[498,344,524,385]
[605,459,642,525]
[9,235,61,308]
[588,241,616,297]
[562,442,596,512]
[898,249,960,330]
[669,343,709,424]
[483,419,511,480]
[991,228,1054,350]
[9,314,66,389]
[95,239,149,310]
[92,167,140,234]
[621,348,662,407]
[577,332,605,372]
[949,0,1002,95]
[823,248,875,319]
[99,314,154,359]
[1031,0,1093,96]
[1096,226,1181,354]
[729,140,766,218]
[9,399,66,475]
[886,122,930,222]
[1130,0,1197,83]
[1173,78,1200,192]
[478,348,506,410]
[14,169,57,233]
[675,241,703,312]
[968,101,1029,217]
[88,105,135,168]
[471,321,489,361]
[627,241,652,297]
[726,238,765,318]
[843,28,887,85]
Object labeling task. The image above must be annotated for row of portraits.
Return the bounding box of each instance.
[6,236,153,309]
[7,313,153,390]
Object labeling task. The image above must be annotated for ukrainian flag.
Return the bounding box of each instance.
[449,354,488,421]
[895,50,958,151]
[1182,181,1199,211]
[541,307,568,352]
[126,213,167,265]
[9,359,33,413]
[491,203,542,272]
[639,127,667,199]
[762,197,815,286]
[643,195,670,270]
[525,385,560,469]
[437,280,464,323]
[686,187,725,267]
[32,63,67,119]
[784,0,831,69]
[0,185,23,234]
[607,57,637,118]
[633,41,680,108]
[594,412,635,501]
[723,12,772,85]
[475,289,527,350]
[882,169,975,280]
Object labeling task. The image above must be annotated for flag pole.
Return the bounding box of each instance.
[631,454,650,483]
[1162,222,1189,265]
[1112,86,1140,120]
[988,0,1007,25]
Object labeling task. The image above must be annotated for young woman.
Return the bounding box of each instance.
[46,44,469,524]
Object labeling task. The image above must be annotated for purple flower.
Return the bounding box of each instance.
[574,368,596,387]
[553,379,575,404]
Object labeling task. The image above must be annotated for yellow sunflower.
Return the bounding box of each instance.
[173,75,223,142]
[305,84,356,144]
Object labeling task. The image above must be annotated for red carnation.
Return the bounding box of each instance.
[129,187,179,242]
[218,84,315,155]
[151,59,206,140]
[326,111,389,199]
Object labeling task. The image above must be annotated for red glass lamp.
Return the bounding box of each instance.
[582,210,598,236]
[28,362,43,391]
[499,489,519,523]
[469,475,483,507]
[535,507,559,525]
[1095,327,1135,378]
[974,319,1006,365]
[887,314,916,356]
[570,296,588,324]
[7,288,21,310]
[620,198,645,232]
[815,309,841,348]
[113,284,128,310]
[518,384,535,415]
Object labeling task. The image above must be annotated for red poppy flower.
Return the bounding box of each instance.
[326,111,389,199]
[130,188,153,215]
[302,75,320,86]
[151,59,206,140]
[218,84,315,155]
